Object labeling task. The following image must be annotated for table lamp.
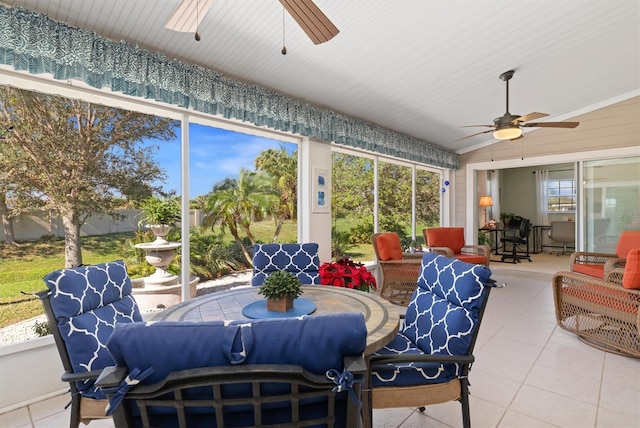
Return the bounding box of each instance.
[479,196,493,226]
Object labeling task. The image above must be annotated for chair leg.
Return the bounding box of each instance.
[460,379,471,428]
[69,394,82,428]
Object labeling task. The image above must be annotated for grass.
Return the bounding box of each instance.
[0,232,136,328]
[0,220,374,329]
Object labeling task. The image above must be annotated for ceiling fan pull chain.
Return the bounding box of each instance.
[281,7,287,55]
[195,0,201,41]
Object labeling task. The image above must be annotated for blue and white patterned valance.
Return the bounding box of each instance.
[0,6,458,169]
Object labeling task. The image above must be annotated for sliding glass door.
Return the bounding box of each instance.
[583,156,640,252]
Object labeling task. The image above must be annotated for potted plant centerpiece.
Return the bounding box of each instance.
[258,270,303,312]
[139,196,181,243]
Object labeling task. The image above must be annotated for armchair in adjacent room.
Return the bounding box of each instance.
[371,232,423,305]
[423,227,490,266]
[97,313,368,428]
[548,220,575,255]
[251,242,321,285]
[369,253,495,428]
[38,260,142,428]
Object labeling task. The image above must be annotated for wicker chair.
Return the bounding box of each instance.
[371,232,423,306]
[38,261,142,428]
[553,247,640,357]
[97,313,367,428]
[369,253,495,428]
[570,229,640,279]
[423,227,490,266]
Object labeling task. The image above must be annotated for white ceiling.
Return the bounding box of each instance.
[9,0,640,154]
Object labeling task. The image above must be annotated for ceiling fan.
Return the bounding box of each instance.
[458,70,579,141]
[165,0,339,44]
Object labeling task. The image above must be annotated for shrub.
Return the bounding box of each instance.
[33,320,51,337]
[258,270,303,300]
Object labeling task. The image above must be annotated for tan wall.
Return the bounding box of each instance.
[454,96,640,228]
[1,209,204,242]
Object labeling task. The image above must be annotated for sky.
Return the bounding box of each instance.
[149,123,294,198]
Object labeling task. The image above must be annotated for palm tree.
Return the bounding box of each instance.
[202,169,277,265]
[255,147,297,241]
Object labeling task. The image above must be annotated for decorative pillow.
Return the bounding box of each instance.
[376,233,403,261]
[622,248,640,289]
[404,253,491,356]
[107,313,367,385]
[426,228,465,254]
[252,243,320,286]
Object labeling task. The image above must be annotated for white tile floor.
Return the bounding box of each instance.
[1,253,639,428]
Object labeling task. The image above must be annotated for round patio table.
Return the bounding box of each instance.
[150,285,400,356]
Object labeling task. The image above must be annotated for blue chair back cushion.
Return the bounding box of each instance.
[372,253,491,388]
[43,260,142,398]
[252,243,321,286]
[107,312,366,383]
[106,313,366,427]
[404,252,491,356]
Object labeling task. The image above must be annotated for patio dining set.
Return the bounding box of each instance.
[37,228,639,428]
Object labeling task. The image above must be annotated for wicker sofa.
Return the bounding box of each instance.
[552,248,640,357]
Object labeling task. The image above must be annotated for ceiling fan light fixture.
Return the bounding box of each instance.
[493,126,522,140]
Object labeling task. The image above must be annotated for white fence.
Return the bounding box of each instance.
[0,209,205,242]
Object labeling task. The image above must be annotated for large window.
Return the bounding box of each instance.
[547,179,576,212]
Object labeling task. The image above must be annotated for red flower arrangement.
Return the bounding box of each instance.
[319,258,377,292]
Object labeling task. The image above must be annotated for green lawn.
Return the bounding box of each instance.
[0,221,374,329]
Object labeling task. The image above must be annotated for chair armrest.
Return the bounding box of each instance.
[402,253,424,260]
[370,353,474,367]
[61,369,104,383]
[605,267,625,285]
[570,251,617,267]
[603,257,626,277]
[461,244,491,257]
[95,366,128,389]
[553,270,640,297]
[424,246,455,257]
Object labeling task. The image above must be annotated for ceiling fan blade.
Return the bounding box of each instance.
[514,112,549,123]
[279,0,339,44]
[166,0,213,32]
[462,125,495,128]
[523,121,580,128]
[455,129,493,141]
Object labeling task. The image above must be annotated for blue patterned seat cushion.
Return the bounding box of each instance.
[43,260,142,399]
[371,333,457,387]
[106,312,367,384]
[252,243,320,285]
[372,253,491,388]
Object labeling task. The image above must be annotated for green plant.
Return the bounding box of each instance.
[331,226,354,259]
[139,196,181,226]
[500,212,516,225]
[258,270,303,300]
[33,320,52,337]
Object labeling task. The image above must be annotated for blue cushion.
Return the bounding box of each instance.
[43,261,142,398]
[252,243,320,286]
[371,333,458,387]
[106,312,366,385]
[403,253,491,356]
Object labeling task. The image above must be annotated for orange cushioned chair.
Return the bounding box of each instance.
[571,230,640,279]
[371,232,423,306]
[423,227,490,266]
[553,247,640,357]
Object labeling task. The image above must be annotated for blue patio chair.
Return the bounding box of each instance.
[251,242,321,286]
[97,313,367,428]
[38,260,142,428]
[369,253,495,428]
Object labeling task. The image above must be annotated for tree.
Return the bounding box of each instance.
[202,169,277,264]
[254,146,297,241]
[0,87,176,267]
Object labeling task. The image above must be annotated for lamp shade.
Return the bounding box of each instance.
[479,196,493,207]
[493,126,522,140]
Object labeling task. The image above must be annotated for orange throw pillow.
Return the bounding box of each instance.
[622,248,640,289]
[376,233,403,261]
